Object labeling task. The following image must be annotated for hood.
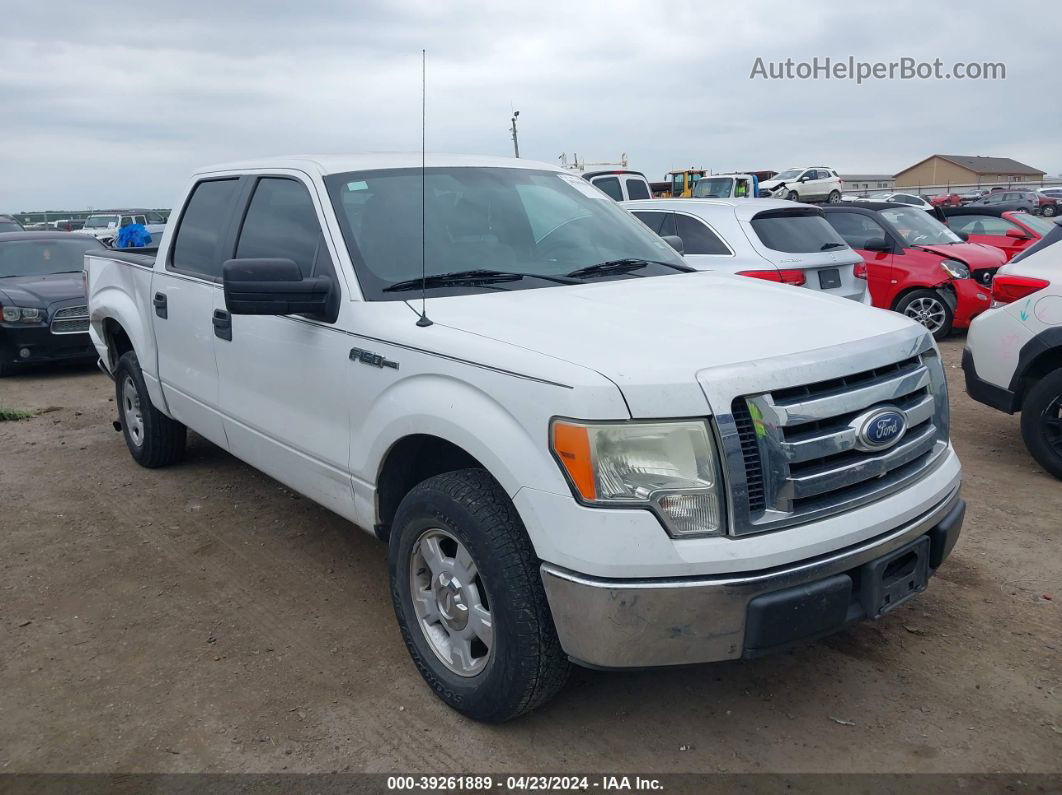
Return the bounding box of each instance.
[0,273,85,308]
[912,242,1006,268]
[422,271,918,417]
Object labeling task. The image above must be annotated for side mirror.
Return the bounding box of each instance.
[1005,228,1029,239]
[222,258,337,322]
[662,235,684,254]
[863,237,892,253]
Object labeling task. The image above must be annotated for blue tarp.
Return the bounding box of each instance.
[116,223,152,248]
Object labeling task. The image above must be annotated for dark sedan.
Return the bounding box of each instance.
[0,232,106,376]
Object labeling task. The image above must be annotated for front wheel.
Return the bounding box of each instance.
[114,351,186,467]
[1042,205,1057,217]
[786,190,800,202]
[894,289,954,340]
[388,469,570,722]
[827,190,842,203]
[1020,368,1062,479]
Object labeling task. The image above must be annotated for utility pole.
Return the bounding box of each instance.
[510,110,520,158]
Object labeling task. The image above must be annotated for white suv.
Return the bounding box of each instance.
[963,220,1062,477]
[760,167,843,204]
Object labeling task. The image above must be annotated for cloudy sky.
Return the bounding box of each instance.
[1,0,1058,212]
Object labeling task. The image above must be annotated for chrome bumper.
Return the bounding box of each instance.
[540,488,964,669]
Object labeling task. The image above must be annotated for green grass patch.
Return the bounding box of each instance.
[0,407,34,422]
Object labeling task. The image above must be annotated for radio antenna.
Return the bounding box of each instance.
[416,48,433,328]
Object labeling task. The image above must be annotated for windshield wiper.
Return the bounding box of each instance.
[565,258,692,279]
[383,269,579,293]
[820,242,846,250]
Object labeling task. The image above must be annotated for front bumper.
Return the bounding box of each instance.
[1,325,95,367]
[950,279,992,329]
[540,488,964,668]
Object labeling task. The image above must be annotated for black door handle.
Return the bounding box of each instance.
[212,309,232,341]
[152,292,168,319]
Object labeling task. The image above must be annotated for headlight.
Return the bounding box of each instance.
[1,306,41,322]
[940,259,970,280]
[550,419,726,538]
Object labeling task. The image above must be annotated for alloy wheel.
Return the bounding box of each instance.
[409,528,494,677]
[1041,394,1062,455]
[904,296,947,333]
[122,376,144,447]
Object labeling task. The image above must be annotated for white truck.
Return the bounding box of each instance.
[86,154,965,722]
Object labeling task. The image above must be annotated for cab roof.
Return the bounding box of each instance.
[195,153,561,177]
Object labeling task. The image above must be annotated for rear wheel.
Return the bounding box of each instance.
[114,351,186,467]
[1020,368,1062,479]
[895,289,953,340]
[827,190,842,203]
[388,469,570,722]
[1042,205,1057,217]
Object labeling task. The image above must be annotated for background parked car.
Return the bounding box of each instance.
[0,215,24,233]
[1036,187,1062,201]
[970,190,1040,214]
[0,232,105,376]
[958,188,988,205]
[822,201,1005,339]
[81,209,167,245]
[942,207,1056,261]
[622,197,868,302]
[928,193,962,208]
[759,167,843,203]
[578,169,653,201]
[843,191,933,210]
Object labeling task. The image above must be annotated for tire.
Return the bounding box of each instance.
[388,468,570,722]
[786,190,800,202]
[827,190,842,203]
[894,289,954,341]
[1043,205,1056,217]
[114,351,186,468]
[1020,368,1062,480]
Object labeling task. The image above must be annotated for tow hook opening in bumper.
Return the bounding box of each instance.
[540,491,965,670]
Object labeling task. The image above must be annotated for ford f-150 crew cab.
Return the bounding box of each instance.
[86,154,965,722]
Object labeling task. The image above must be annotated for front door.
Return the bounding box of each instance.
[824,210,894,307]
[212,174,356,520]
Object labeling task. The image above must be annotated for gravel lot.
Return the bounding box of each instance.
[1,337,1059,775]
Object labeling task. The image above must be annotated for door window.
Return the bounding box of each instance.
[631,210,666,234]
[673,214,730,255]
[825,212,888,250]
[590,177,623,201]
[625,178,650,200]
[171,178,240,279]
[236,178,330,277]
[947,214,1018,237]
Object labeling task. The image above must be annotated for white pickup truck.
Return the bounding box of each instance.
[86,154,965,722]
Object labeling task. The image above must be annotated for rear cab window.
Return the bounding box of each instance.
[750,208,848,253]
[625,178,650,200]
[590,177,623,201]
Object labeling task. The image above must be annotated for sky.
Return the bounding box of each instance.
[1,0,1059,212]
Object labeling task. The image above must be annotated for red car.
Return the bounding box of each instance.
[823,202,1006,339]
[942,207,1057,261]
[929,193,962,208]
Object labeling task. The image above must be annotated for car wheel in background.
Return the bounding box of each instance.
[388,468,570,722]
[114,351,187,468]
[828,190,842,203]
[894,289,953,340]
[1043,205,1056,217]
[1020,368,1062,480]
[786,190,800,202]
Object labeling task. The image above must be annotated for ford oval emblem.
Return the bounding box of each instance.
[859,408,907,450]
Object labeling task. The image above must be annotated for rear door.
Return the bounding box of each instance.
[151,177,242,447]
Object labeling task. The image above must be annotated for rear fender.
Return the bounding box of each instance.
[90,285,169,414]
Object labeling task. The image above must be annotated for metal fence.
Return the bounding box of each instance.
[844,179,1062,199]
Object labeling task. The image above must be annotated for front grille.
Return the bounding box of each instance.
[726,348,948,535]
[50,305,89,335]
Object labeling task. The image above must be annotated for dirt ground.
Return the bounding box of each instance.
[0,337,1059,775]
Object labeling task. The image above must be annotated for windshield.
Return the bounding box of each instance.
[84,214,119,229]
[1013,212,1056,236]
[879,206,961,246]
[692,178,735,198]
[0,238,104,277]
[324,167,686,300]
[773,169,802,181]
